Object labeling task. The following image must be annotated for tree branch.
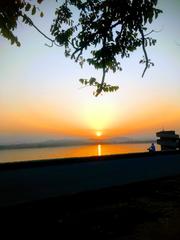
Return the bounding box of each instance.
[139,26,149,78]
[95,22,107,97]
[144,28,162,37]
[20,13,59,47]
[95,67,106,97]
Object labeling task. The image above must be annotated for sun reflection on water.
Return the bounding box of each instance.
[98,144,102,156]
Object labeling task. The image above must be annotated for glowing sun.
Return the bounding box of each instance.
[96,131,102,137]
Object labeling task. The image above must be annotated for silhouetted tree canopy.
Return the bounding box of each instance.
[0,0,162,96]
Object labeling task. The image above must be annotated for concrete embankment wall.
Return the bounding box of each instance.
[0,152,180,207]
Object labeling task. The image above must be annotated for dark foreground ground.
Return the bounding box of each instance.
[1,175,180,239]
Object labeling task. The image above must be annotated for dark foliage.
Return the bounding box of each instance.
[50,0,162,95]
[0,0,43,46]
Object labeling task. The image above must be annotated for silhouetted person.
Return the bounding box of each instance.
[148,143,156,152]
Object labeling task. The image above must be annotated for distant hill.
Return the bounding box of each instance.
[106,137,155,144]
[0,137,156,150]
[0,138,91,150]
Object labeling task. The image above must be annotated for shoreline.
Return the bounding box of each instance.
[0,150,179,170]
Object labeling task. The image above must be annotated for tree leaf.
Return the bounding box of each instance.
[32,6,36,15]
[25,3,31,12]
[37,0,43,3]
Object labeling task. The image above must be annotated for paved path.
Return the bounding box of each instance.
[0,152,180,206]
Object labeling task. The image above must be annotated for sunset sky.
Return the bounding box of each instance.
[0,0,180,144]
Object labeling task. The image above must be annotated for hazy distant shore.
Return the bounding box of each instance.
[0,139,155,150]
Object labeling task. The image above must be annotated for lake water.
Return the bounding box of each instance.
[0,143,159,163]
